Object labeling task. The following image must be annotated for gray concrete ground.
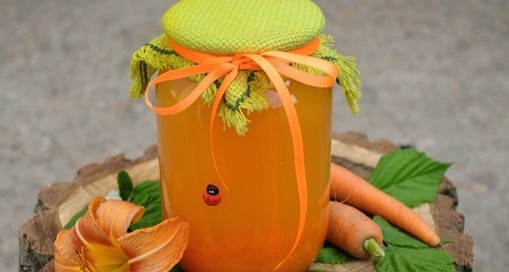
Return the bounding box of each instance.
[1,0,507,271]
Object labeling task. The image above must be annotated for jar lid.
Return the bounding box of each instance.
[161,0,325,54]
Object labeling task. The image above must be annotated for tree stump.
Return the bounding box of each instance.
[18,132,473,271]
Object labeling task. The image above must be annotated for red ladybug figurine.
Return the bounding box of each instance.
[203,184,221,206]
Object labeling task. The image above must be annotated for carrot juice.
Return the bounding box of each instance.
[155,77,332,271]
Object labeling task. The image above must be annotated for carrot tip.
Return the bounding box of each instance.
[363,238,385,260]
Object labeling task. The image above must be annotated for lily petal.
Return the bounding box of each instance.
[118,216,189,272]
[54,228,102,272]
[74,197,131,269]
[54,197,189,272]
[75,199,118,251]
[53,229,84,271]
[95,199,145,239]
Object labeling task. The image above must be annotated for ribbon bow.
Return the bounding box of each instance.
[144,37,338,269]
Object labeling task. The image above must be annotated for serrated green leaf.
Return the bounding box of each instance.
[63,176,162,231]
[369,149,451,207]
[373,216,427,249]
[117,170,134,201]
[315,245,354,265]
[63,206,87,229]
[129,180,162,230]
[374,246,455,272]
[132,179,161,196]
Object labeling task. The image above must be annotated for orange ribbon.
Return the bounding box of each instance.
[144,37,338,270]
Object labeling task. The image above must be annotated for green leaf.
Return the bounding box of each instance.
[129,180,162,230]
[372,205,455,272]
[117,170,134,201]
[374,246,455,272]
[373,216,427,249]
[369,149,451,207]
[63,206,87,229]
[315,245,353,265]
[169,265,182,272]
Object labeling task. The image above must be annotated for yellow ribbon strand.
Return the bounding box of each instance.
[144,37,338,270]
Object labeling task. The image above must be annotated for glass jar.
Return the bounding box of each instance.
[155,77,332,271]
[129,1,362,270]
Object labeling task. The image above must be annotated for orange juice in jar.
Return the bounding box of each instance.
[129,0,361,271]
[155,78,332,271]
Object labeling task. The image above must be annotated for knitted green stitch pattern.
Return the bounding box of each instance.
[162,0,324,54]
[129,0,361,135]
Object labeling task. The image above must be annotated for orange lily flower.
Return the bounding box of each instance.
[53,196,189,272]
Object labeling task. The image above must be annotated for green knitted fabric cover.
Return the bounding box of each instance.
[162,0,324,54]
[129,0,361,135]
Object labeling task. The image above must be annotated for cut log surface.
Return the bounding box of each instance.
[18,132,473,272]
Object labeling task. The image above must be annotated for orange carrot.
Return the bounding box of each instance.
[327,201,384,259]
[329,162,441,246]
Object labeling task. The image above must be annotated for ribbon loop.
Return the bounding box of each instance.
[144,63,233,115]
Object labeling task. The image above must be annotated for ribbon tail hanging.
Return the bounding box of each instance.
[208,64,240,193]
[244,54,308,270]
